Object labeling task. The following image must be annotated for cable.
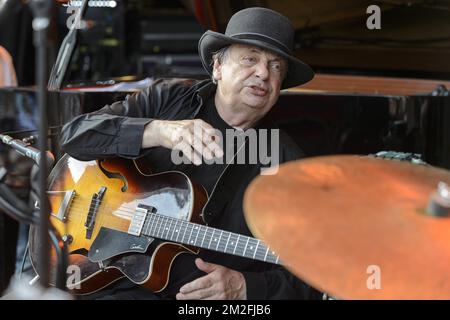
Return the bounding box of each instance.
[0,183,33,215]
[19,242,29,280]
[0,194,37,225]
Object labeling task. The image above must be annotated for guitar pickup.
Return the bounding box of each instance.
[128,204,154,236]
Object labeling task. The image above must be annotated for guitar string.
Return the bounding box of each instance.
[141,213,276,261]
[141,219,274,262]
[55,206,277,261]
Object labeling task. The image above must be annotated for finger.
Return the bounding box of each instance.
[195,122,223,160]
[179,273,214,294]
[191,126,213,161]
[203,128,224,158]
[174,141,202,166]
[191,120,223,159]
[202,127,221,144]
[195,258,219,274]
[209,141,224,159]
[176,288,215,300]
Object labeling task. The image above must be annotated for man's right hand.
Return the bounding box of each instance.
[142,119,224,166]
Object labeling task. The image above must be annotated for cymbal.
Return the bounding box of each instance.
[243,155,450,299]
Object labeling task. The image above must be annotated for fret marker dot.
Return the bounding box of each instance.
[214,239,217,242]
[250,246,253,249]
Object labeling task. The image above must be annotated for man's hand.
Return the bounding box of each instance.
[176,258,247,300]
[142,119,223,165]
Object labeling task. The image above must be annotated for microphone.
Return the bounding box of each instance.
[0,134,55,167]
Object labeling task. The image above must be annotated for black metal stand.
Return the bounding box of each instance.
[29,0,53,289]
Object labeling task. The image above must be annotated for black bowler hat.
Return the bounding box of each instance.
[198,7,315,89]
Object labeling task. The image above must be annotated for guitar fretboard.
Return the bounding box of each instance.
[141,213,280,265]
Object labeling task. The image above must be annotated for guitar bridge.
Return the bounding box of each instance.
[85,187,107,239]
[46,190,76,222]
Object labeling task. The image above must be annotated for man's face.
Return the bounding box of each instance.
[213,44,287,115]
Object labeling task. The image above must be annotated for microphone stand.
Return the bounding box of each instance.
[29,0,54,289]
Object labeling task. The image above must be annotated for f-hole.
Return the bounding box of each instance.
[98,160,128,192]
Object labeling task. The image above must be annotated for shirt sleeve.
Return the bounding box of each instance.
[60,82,159,161]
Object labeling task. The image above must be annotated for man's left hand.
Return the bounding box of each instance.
[176,258,247,300]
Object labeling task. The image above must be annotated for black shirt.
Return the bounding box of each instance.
[181,93,231,195]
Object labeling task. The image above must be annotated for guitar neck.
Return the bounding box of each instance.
[140,213,281,265]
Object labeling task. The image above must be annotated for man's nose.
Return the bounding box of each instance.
[254,62,269,80]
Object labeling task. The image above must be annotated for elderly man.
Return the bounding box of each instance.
[60,7,320,300]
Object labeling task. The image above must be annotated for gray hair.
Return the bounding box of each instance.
[210,46,231,84]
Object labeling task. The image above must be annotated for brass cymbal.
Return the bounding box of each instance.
[243,155,450,299]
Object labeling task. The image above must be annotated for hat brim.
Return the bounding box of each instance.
[198,30,315,89]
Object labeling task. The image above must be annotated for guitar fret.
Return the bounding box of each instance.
[255,242,267,261]
[238,236,246,256]
[157,215,165,238]
[154,214,162,237]
[170,218,179,241]
[233,234,240,255]
[224,232,231,253]
[180,220,188,243]
[200,227,207,248]
[208,229,215,249]
[253,240,260,259]
[247,237,258,257]
[187,222,195,245]
[162,216,170,239]
[206,228,214,249]
[175,219,182,242]
[193,225,200,246]
[228,233,236,254]
[216,230,223,251]
[243,237,250,257]
[264,247,269,261]
[220,231,229,252]
[150,215,158,237]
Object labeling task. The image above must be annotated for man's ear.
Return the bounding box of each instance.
[212,59,222,82]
